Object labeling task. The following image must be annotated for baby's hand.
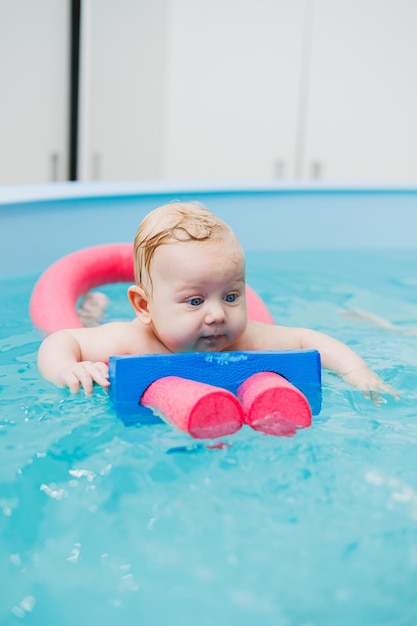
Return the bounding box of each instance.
[57,361,110,395]
[341,366,399,406]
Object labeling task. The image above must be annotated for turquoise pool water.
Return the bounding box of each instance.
[1,240,417,625]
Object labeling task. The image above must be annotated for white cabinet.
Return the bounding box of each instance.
[304,0,417,182]
[163,0,306,181]
[78,0,169,181]
[165,0,417,182]
[0,0,70,184]
[80,0,305,182]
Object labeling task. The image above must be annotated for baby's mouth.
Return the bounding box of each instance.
[201,334,223,343]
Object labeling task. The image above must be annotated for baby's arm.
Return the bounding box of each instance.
[37,329,110,394]
[294,327,398,403]
[243,322,398,404]
[37,322,136,395]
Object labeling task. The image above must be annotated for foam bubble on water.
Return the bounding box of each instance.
[364,470,417,520]
[12,595,36,618]
[69,468,96,481]
[1,498,18,517]
[40,483,68,500]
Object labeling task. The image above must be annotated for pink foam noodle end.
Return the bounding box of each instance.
[237,371,312,437]
[140,376,244,439]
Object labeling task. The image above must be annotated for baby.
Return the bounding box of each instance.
[37,201,397,404]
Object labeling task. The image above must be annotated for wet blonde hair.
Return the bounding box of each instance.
[133,201,243,287]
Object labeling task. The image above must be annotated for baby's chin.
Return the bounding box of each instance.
[167,329,245,353]
[167,337,228,353]
[196,335,233,352]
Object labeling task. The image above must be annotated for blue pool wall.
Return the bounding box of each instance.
[1,181,417,279]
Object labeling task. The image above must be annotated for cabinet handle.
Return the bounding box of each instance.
[50,153,60,182]
[311,161,322,179]
[92,153,100,180]
[274,160,285,179]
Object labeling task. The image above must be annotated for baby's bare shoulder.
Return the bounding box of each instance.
[66,319,161,358]
[233,320,294,351]
[96,319,162,354]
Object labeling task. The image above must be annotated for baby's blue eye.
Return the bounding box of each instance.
[224,293,237,303]
[188,297,204,306]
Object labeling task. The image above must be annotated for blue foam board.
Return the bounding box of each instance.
[109,350,322,426]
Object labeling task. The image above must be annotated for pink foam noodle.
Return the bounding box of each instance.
[237,371,312,437]
[141,376,244,439]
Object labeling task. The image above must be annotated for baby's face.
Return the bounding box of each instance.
[146,238,247,353]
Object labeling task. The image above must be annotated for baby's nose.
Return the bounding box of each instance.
[204,302,226,324]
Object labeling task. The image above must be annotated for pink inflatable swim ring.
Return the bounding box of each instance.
[30,243,274,334]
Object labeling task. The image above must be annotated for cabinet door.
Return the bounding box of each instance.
[0,0,69,184]
[163,0,305,180]
[304,0,417,182]
[80,0,168,181]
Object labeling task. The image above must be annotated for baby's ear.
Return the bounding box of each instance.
[127,285,152,325]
